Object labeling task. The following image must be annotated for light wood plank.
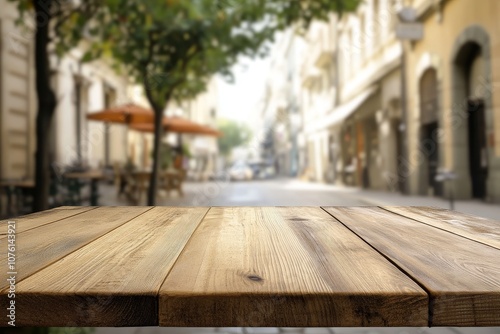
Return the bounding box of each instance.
[382,206,500,250]
[0,206,151,291]
[10,206,209,327]
[0,206,95,235]
[159,207,427,327]
[323,206,500,326]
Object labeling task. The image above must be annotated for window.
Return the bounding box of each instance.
[372,0,380,48]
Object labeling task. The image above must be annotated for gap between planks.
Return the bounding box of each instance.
[0,206,98,235]
[320,206,434,327]
[322,206,500,326]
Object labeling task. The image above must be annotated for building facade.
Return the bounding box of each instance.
[0,0,139,180]
[405,0,500,202]
[1,1,220,183]
[300,0,404,191]
[281,0,499,202]
[261,30,305,177]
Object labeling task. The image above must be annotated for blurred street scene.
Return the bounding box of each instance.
[257,0,500,206]
[1,0,499,220]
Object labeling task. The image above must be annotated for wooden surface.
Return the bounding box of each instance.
[324,207,500,326]
[0,206,499,327]
[0,206,94,235]
[159,207,427,327]
[381,206,500,250]
[13,207,208,326]
[0,207,151,291]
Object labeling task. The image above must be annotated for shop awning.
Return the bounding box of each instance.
[305,86,378,134]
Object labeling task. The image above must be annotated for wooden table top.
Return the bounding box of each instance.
[0,206,498,327]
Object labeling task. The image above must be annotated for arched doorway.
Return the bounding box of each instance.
[419,68,442,196]
[454,42,489,199]
[466,48,488,198]
[451,25,493,200]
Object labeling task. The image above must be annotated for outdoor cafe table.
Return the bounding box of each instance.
[64,170,105,206]
[0,206,499,327]
[0,179,35,217]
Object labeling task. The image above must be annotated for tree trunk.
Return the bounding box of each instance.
[147,108,164,205]
[32,0,57,212]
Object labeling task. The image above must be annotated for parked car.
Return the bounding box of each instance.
[248,162,276,180]
[229,162,254,181]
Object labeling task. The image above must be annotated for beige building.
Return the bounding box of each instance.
[0,0,144,181]
[405,0,500,202]
[0,2,37,180]
[300,0,405,191]
[297,0,500,202]
[261,30,304,177]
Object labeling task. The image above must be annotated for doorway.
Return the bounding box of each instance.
[419,68,442,196]
[451,26,493,200]
[467,99,488,198]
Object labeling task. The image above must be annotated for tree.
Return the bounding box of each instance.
[87,0,359,205]
[9,0,101,212]
[217,119,252,158]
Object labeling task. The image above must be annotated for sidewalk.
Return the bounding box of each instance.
[279,179,499,220]
[348,187,500,221]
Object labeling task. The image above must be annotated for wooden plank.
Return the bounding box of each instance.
[323,206,500,327]
[382,206,500,250]
[9,206,209,327]
[0,206,150,291]
[159,207,427,327]
[0,206,95,235]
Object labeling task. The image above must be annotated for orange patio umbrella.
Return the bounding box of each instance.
[87,103,154,125]
[131,116,222,137]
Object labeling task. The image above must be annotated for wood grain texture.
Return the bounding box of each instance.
[0,206,95,235]
[323,206,500,326]
[0,206,150,291]
[10,206,209,327]
[382,206,500,250]
[159,207,427,327]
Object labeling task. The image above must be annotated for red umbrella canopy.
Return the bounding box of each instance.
[87,103,154,124]
[131,116,222,137]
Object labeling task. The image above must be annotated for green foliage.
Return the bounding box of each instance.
[7,0,102,57]
[155,143,192,170]
[78,0,360,112]
[217,119,252,157]
[7,0,361,116]
[158,143,174,170]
